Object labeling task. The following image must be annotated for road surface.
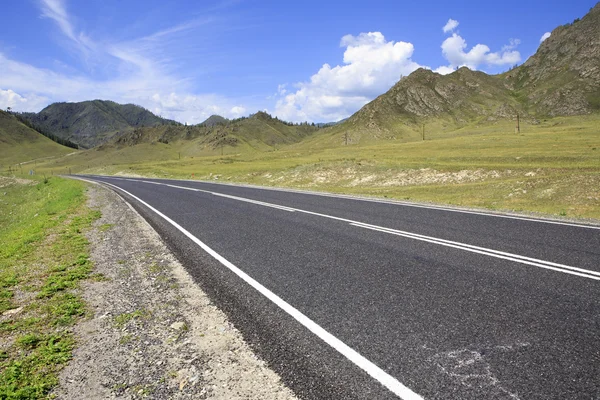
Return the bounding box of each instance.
[77,175,600,400]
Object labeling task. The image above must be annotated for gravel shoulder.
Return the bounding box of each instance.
[53,183,298,399]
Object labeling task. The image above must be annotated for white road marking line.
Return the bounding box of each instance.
[91,176,600,230]
[133,179,600,282]
[212,192,297,212]
[95,180,423,400]
[175,178,600,230]
[351,223,600,282]
[350,222,600,278]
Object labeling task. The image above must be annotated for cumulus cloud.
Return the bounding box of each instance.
[433,65,455,75]
[0,89,49,112]
[442,19,459,33]
[441,33,521,68]
[540,32,551,43]
[435,20,521,72]
[274,32,424,122]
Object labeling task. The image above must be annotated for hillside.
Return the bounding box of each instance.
[0,110,75,167]
[106,111,320,151]
[505,3,600,115]
[327,3,600,143]
[21,100,180,149]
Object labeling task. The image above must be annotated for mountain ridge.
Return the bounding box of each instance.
[104,111,321,151]
[20,100,180,149]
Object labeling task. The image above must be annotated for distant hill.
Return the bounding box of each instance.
[21,100,180,149]
[200,115,229,127]
[331,3,600,142]
[105,111,320,151]
[0,110,75,167]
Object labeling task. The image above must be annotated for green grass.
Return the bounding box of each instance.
[0,176,100,399]
[113,309,150,329]
[98,223,113,232]
[33,114,600,220]
[0,110,76,169]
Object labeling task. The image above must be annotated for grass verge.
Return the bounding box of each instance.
[0,176,99,399]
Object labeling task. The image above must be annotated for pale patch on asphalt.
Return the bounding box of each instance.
[53,185,298,400]
[429,343,530,400]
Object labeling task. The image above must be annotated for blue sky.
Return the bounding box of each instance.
[0,0,595,123]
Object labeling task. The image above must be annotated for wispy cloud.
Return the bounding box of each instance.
[38,0,76,41]
[38,0,95,58]
[0,1,253,123]
[140,18,215,41]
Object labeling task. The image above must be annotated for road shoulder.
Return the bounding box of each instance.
[53,183,298,399]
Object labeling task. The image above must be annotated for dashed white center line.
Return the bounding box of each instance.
[138,179,600,282]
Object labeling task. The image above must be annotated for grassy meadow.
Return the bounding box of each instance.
[11,114,600,220]
[0,176,100,398]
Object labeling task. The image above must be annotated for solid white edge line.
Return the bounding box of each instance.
[85,178,423,400]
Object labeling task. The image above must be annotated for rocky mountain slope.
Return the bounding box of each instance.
[21,100,179,149]
[335,3,600,141]
[505,3,600,115]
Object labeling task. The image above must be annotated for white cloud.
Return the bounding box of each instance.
[274,32,424,122]
[502,38,521,51]
[39,0,76,42]
[0,89,49,112]
[442,19,459,33]
[230,106,246,117]
[38,0,95,58]
[540,32,551,43]
[437,32,521,71]
[146,92,249,123]
[434,19,522,72]
[433,65,455,75]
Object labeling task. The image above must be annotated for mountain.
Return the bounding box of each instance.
[0,110,75,166]
[200,115,229,127]
[341,67,523,140]
[105,111,320,151]
[21,100,179,149]
[333,3,600,141]
[504,3,600,115]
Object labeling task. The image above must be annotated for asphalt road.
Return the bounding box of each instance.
[77,175,600,400]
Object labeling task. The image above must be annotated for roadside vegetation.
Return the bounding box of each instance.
[0,176,99,399]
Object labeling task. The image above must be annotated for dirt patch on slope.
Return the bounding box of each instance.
[53,184,298,399]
